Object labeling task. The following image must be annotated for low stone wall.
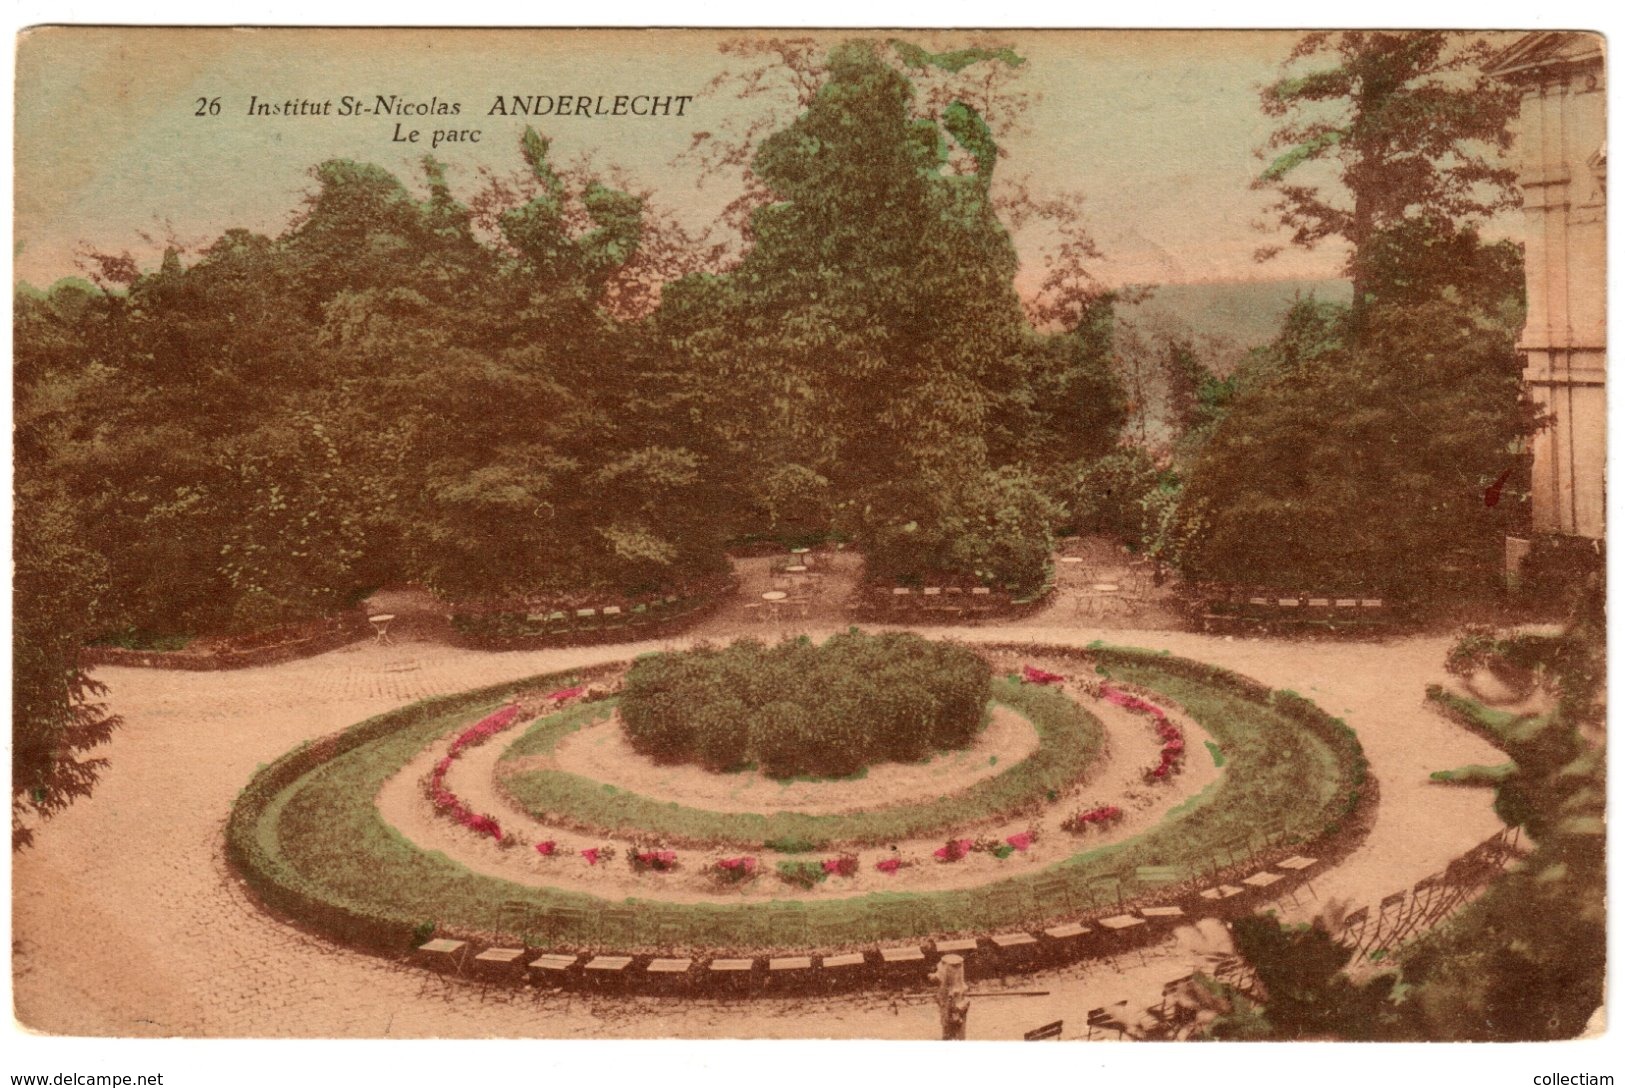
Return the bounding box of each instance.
[83,613,372,671]
[446,578,735,651]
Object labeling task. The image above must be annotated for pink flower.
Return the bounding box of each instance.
[547,684,585,705]
[934,838,974,863]
[581,847,601,865]
[876,858,902,874]
[1005,831,1035,851]
[1022,665,1065,685]
[822,855,858,877]
[534,840,556,856]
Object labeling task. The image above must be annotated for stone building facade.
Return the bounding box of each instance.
[1489,33,1606,542]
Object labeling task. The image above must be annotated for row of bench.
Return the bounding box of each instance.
[1199,591,1397,632]
[409,852,1324,998]
[449,593,717,647]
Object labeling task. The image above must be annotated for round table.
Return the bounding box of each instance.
[790,547,810,555]
[761,591,788,601]
[368,614,396,645]
[784,565,809,573]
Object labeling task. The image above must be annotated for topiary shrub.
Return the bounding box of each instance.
[619,630,992,779]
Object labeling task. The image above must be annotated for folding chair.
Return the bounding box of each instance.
[1337,905,1370,952]
[414,938,471,1000]
[546,905,591,948]
[1085,1002,1129,1040]
[600,906,637,947]
[496,898,546,950]
[771,903,811,951]
[1034,875,1076,916]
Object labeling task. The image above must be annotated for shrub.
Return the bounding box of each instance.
[619,630,992,779]
[1070,446,1162,544]
[776,860,828,889]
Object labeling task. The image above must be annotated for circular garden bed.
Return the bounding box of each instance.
[226,641,1370,984]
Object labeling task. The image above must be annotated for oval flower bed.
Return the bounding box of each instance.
[227,647,1368,959]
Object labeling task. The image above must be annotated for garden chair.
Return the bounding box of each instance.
[1212,954,1257,996]
[1337,905,1370,952]
[1139,974,1197,1035]
[1133,864,1187,894]
[1366,890,1409,955]
[600,906,637,946]
[1085,1002,1129,1040]
[1023,1019,1064,1041]
[809,906,862,952]
[570,608,599,636]
[1034,875,1075,916]
[1083,877,1123,913]
[546,905,591,948]
[496,898,544,949]
[771,903,811,951]
[413,938,470,1000]
[470,946,528,998]
[1406,874,1450,932]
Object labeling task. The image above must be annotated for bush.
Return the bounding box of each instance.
[1070,447,1162,544]
[619,630,992,779]
[862,468,1060,595]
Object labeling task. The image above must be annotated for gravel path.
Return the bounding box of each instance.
[11,622,1506,1038]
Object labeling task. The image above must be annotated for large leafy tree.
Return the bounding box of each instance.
[661,41,1120,586]
[1175,31,1531,595]
[1178,220,1532,595]
[1253,31,1520,323]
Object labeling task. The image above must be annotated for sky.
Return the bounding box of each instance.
[11,27,1526,292]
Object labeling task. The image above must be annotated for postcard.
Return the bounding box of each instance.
[11,25,1607,1067]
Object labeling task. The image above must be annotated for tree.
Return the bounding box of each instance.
[678,35,1112,330]
[1203,911,1403,1040]
[1403,587,1605,1040]
[12,482,121,849]
[1177,220,1533,596]
[660,40,1120,586]
[1253,32,1519,323]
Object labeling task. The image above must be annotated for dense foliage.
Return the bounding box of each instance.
[1176,222,1533,595]
[1199,579,1604,1041]
[618,631,992,778]
[655,42,1122,590]
[1252,31,1519,318]
[1166,30,1532,598]
[15,41,1133,835]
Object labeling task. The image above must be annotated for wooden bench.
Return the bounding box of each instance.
[1199,588,1397,632]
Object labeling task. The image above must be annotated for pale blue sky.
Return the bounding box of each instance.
[14,28,1524,290]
